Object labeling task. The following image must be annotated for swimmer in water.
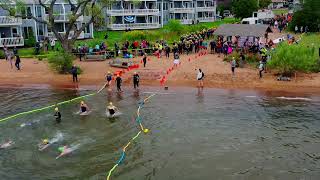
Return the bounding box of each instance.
[0,140,14,149]
[56,145,72,159]
[107,102,118,117]
[38,133,63,151]
[54,107,61,123]
[80,101,89,113]
[38,139,50,151]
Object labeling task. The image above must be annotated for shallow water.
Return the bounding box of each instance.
[0,87,320,180]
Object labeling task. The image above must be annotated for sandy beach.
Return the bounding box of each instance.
[0,51,320,94]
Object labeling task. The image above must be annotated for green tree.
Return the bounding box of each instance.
[232,0,259,19]
[0,0,109,51]
[259,0,272,8]
[290,0,320,32]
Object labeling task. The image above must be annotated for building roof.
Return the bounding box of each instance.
[213,24,271,37]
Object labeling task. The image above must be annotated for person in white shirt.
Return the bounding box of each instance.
[50,38,56,50]
[259,61,264,78]
[197,68,204,88]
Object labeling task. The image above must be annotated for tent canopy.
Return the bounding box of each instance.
[213,24,272,37]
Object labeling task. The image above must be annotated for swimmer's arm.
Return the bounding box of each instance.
[55,153,64,159]
[39,144,50,151]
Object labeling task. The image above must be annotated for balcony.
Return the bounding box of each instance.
[169,8,194,14]
[107,9,159,16]
[47,31,89,39]
[197,17,215,22]
[44,14,83,22]
[0,37,24,47]
[108,23,160,30]
[196,7,216,12]
[0,16,22,26]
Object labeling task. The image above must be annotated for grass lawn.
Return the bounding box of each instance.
[272,9,289,15]
[298,33,320,47]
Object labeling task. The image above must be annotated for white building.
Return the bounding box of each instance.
[0,0,94,47]
[269,0,287,9]
[105,0,217,30]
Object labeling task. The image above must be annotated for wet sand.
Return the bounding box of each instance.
[0,51,319,94]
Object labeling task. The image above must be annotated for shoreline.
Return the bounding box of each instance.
[1,52,320,95]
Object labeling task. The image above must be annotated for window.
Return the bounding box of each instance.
[27,7,32,19]
[54,23,64,32]
[36,6,42,18]
[253,13,257,17]
[23,27,33,39]
[83,24,90,33]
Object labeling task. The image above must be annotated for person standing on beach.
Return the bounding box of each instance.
[259,61,264,78]
[115,74,122,92]
[143,53,147,67]
[8,51,13,69]
[231,57,236,76]
[165,45,170,58]
[197,69,204,88]
[71,65,78,82]
[15,55,21,70]
[133,72,140,89]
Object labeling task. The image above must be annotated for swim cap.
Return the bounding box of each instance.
[54,107,59,111]
[58,147,64,152]
[143,129,149,133]
[43,139,49,144]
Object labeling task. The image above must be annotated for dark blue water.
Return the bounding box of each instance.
[0,87,320,180]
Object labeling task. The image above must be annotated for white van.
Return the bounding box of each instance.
[241,17,259,24]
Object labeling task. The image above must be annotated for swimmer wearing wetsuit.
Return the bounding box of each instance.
[80,101,89,113]
[107,102,118,116]
[54,107,61,123]
[106,71,112,86]
[39,139,50,151]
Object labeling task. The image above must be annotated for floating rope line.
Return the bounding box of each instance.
[106,94,155,180]
[0,92,97,123]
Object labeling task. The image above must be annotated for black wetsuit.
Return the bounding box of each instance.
[109,108,115,115]
[106,75,112,83]
[54,111,61,123]
[81,106,87,113]
[116,77,122,92]
[143,56,147,67]
[133,74,140,89]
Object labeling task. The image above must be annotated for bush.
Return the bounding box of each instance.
[47,51,75,74]
[122,31,147,42]
[163,20,186,35]
[24,29,36,48]
[0,50,5,59]
[268,41,320,75]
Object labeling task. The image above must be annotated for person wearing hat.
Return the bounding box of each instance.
[38,139,50,151]
[115,74,122,92]
[106,71,112,86]
[80,101,89,113]
[54,107,61,123]
[133,72,140,89]
[107,102,118,117]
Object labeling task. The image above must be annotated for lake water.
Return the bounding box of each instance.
[0,87,320,180]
